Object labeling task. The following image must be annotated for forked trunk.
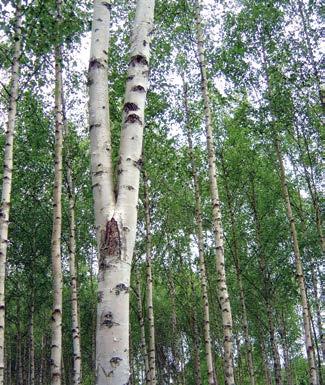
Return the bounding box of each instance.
[0,3,22,383]
[88,1,155,383]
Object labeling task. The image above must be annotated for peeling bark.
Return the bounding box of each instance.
[0,3,22,383]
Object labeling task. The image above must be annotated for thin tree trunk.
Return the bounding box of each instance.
[259,339,272,385]
[235,337,243,385]
[135,272,150,384]
[274,138,318,385]
[16,315,23,385]
[29,303,35,385]
[279,314,293,385]
[143,172,157,385]
[0,3,22,383]
[67,166,82,385]
[296,0,325,112]
[221,157,255,385]
[259,31,318,384]
[250,183,282,385]
[40,336,46,385]
[89,0,155,383]
[190,305,202,385]
[169,277,182,385]
[64,119,82,384]
[311,264,325,362]
[183,80,217,385]
[5,343,10,385]
[267,304,282,385]
[50,1,64,383]
[194,2,235,383]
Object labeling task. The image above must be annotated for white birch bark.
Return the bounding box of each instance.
[135,272,150,384]
[62,84,82,384]
[50,1,64,382]
[194,2,235,384]
[274,139,318,385]
[0,3,22,383]
[67,163,82,385]
[89,1,155,384]
[184,80,217,385]
[143,173,157,385]
[260,32,318,385]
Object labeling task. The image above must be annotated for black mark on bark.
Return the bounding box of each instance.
[124,102,139,113]
[125,114,143,125]
[129,55,148,66]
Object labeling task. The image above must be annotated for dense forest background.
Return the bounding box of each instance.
[0,0,324,384]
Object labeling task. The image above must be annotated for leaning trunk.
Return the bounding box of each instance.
[194,1,235,383]
[0,3,22,383]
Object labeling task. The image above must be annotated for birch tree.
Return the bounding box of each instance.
[50,3,64,382]
[194,1,235,383]
[88,1,155,383]
[0,2,22,383]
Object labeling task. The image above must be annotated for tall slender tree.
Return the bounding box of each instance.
[194,1,235,383]
[50,1,64,383]
[0,3,22,383]
[184,80,217,385]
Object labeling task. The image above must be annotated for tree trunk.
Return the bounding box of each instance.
[89,1,155,383]
[190,305,202,385]
[274,138,318,385]
[279,314,293,385]
[296,0,325,113]
[0,3,22,383]
[40,336,46,385]
[259,31,318,384]
[29,303,35,385]
[267,304,282,385]
[194,2,235,384]
[50,1,64,383]
[64,116,82,384]
[135,272,150,384]
[250,183,282,385]
[143,173,157,385]
[259,339,272,385]
[169,277,182,385]
[221,157,255,385]
[183,80,217,385]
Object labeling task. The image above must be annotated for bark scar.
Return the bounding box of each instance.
[100,218,121,265]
